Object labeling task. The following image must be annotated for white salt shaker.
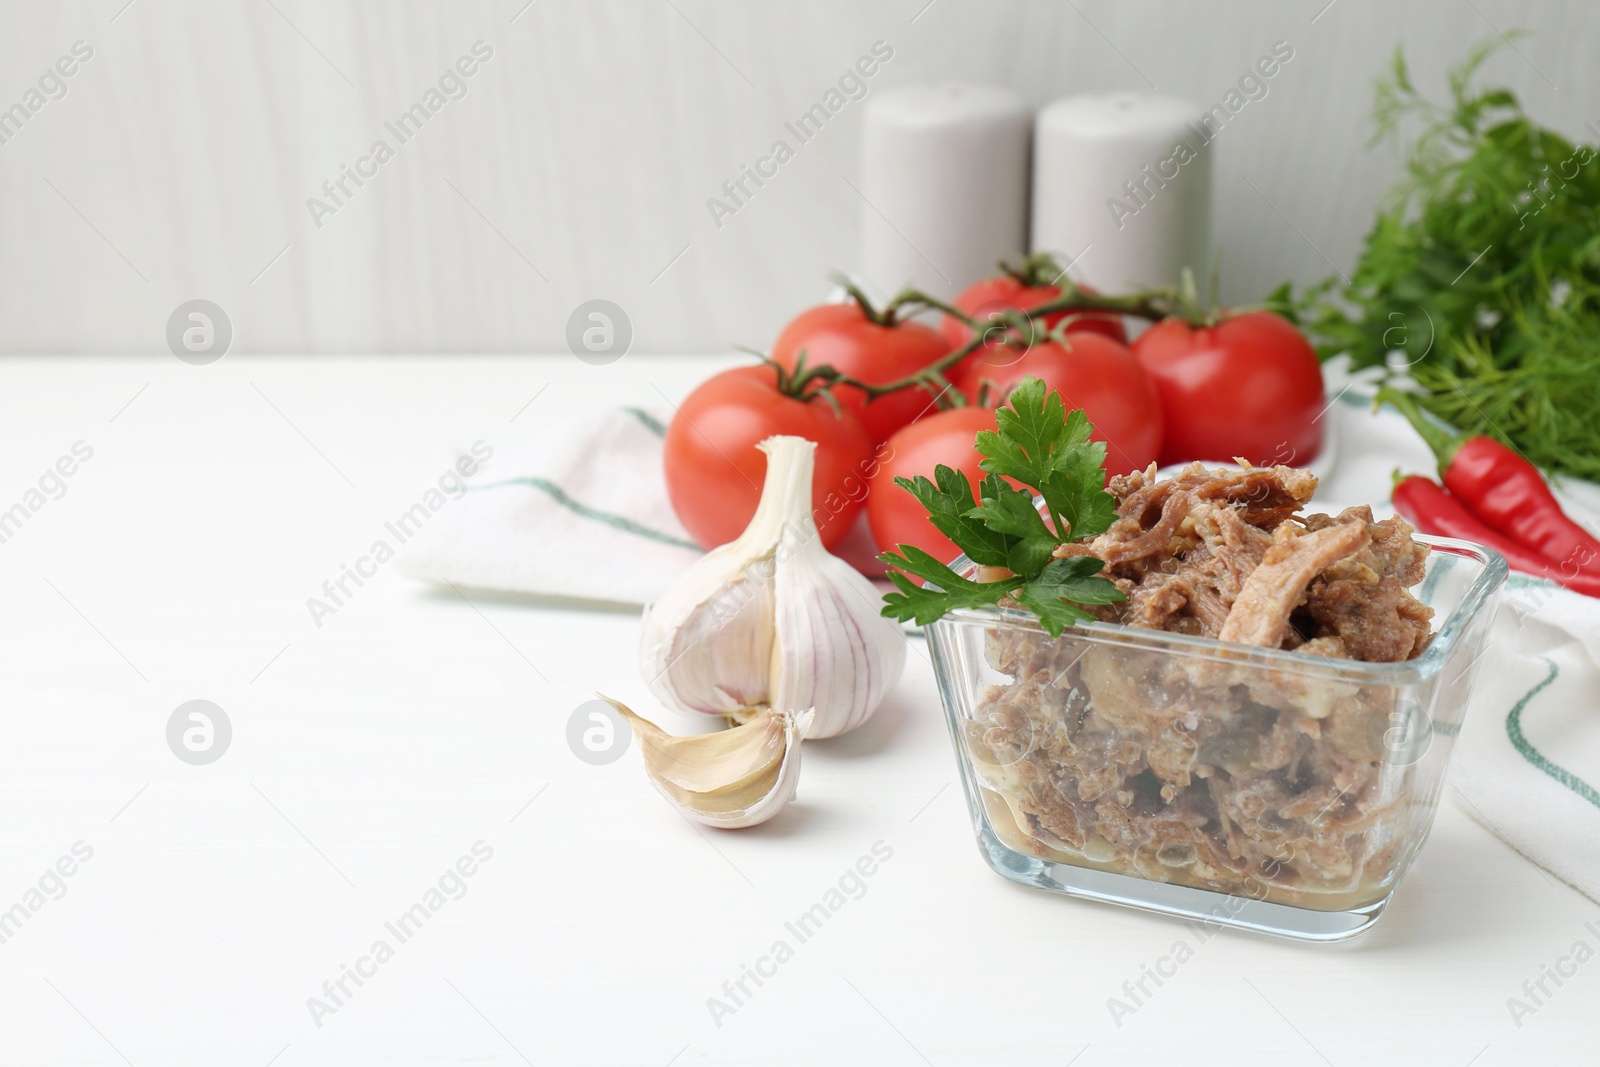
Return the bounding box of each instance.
[859,83,1031,299]
[1031,92,1211,297]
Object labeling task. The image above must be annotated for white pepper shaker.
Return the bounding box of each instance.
[859,83,1031,299]
[1031,92,1211,297]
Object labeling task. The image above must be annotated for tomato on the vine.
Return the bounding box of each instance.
[664,365,873,551]
[957,333,1161,478]
[770,299,950,445]
[867,406,998,565]
[941,266,1127,381]
[1131,310,1324,467]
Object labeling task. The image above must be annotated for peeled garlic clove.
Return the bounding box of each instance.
[640,435,905,738]
[603,695,809,829]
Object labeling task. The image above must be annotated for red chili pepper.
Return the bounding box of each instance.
[1393,474,1600,597]
[1381,389,1600,575]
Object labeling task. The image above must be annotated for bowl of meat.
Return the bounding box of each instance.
[924,462,1507,941]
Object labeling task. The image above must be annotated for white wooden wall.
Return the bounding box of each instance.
[0,0,1591,354]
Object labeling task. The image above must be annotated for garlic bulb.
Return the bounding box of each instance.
[604,695,810,828]
[640,435,905,738]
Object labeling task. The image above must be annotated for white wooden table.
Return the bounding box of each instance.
[1,354,1594,1066]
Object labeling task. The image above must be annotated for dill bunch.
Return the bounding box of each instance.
[1288,35,1600,479]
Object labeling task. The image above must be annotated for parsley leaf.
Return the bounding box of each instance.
[975,378,1119,541]
[1040,452,1119,544]
[893,468,1011,568]
[878,377,1127,635]
[975,377,1078,486]
[879,545,1023,626]
[1016,557,1124,637]
[967,475,1058,575]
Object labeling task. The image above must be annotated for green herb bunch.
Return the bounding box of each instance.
[878,377,1125,637]
[1287,35,1600,479]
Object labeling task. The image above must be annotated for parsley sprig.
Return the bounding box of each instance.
[878,377,1125,637]
[1285,35,1600,481]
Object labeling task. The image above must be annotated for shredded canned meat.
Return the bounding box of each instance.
[967,463,1437,906]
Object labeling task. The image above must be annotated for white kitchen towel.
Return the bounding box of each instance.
[395,406,702,606]
[1447,574,1600,903]
[395,405,889,605]
[396,374,1600,901]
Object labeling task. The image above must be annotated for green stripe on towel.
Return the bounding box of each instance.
[1506,656,1600,811]
[473,477,699,552]
[623,407,667,437]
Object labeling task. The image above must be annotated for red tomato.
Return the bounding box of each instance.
[664,365,873,551]
[770,303,950,444]
[1131,311,1325,467]
[867,407,998,565]
[957,333,1162,478]
[940,275,1127,378]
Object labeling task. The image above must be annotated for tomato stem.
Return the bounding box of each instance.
[921,370,968,411]
[885,288,977,327]
[999,251,1067,288]
[830,273,906,328]
[807,326,993,402]
[751,269,1230,413]
[751,346,846,415]
[1002,280,1183,323]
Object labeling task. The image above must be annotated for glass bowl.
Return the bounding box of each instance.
[924,535,1506,942]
